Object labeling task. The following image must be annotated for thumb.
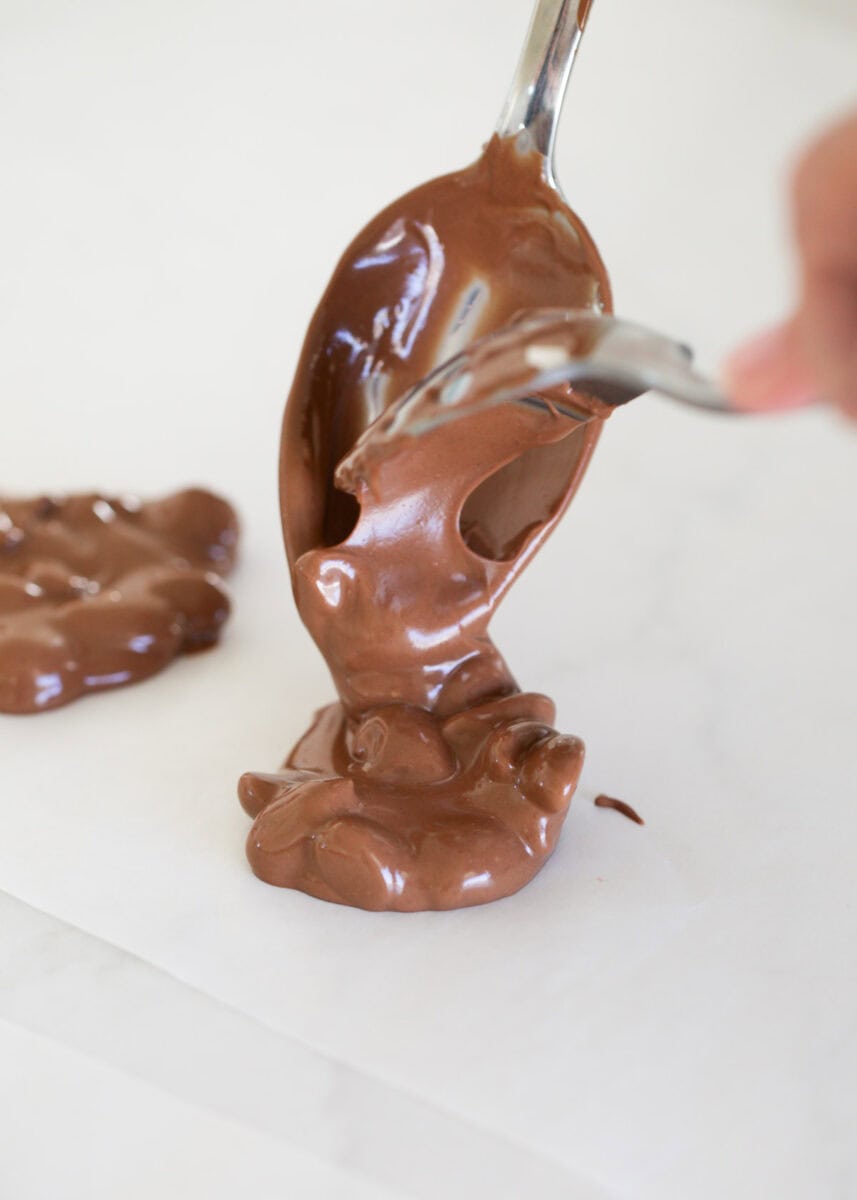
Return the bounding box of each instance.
[722,317,816,413]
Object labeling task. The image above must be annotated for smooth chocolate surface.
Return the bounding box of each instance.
[0,488,238,713]
[240,134,613,910]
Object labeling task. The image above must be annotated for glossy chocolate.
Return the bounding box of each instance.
[0,488,238,713]
[240,134,613,910]
[595,794,645,825]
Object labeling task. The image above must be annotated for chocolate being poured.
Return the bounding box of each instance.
[0,488,238,713]
[239,134,616,911]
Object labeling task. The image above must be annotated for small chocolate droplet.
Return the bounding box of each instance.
[594,794,645,825]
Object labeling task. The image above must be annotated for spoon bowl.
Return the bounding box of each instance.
[281,0,611,568]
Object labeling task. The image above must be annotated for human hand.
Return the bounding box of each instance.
[725,110,857,420]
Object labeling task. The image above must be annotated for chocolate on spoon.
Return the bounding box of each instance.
[239,2,684,910]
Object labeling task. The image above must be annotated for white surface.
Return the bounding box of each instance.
[0,1017,395,1200]
[1,0,855,1197]
[786,0,857,27]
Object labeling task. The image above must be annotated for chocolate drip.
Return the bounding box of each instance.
[594,795,645,825]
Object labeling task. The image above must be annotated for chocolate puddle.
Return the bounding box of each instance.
[0,488,238,713]
[240,134,616,911]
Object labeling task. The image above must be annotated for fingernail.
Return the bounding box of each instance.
[722,322,816,412]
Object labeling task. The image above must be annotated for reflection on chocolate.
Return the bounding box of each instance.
[240,134,613,911]
[0,488,238,714]
[594,795,645,825]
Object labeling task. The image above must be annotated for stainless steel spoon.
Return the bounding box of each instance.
[497,0,592,178]
[492,0,731,415]
[344,309,731,465]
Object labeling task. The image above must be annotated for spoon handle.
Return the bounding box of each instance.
[496,0,592,165]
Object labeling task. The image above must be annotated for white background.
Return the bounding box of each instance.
[1,0,856,1197]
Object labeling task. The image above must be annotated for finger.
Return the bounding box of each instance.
[799,270,857,420]
[722,318,816,412]
[792,112,857,418]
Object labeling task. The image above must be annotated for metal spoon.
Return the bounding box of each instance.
[493,0,731,415]
[497,0,592,180]
[342,310,730,472]
[283,0,729,568]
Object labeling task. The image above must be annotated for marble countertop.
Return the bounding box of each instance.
[1,0,855,1196]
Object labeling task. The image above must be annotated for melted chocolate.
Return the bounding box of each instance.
[0,488,238,713]
[594,795,645,825]
[240,134,613,911]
